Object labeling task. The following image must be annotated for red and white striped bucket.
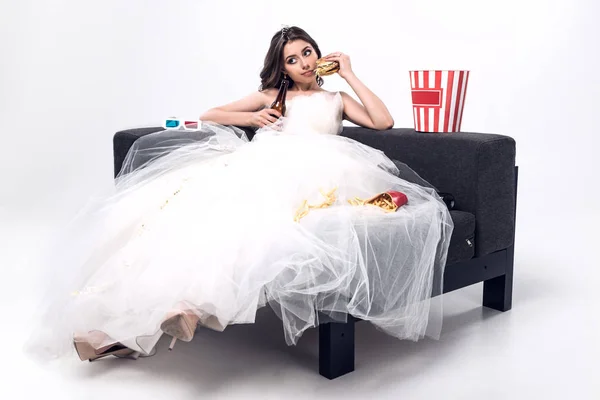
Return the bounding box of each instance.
[409,70,469,133]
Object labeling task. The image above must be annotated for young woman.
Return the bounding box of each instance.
[200,26,394,131]
[26,26,453,363]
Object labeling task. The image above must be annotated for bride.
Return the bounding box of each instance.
[25,26,453,363]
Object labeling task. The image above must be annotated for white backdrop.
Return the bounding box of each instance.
[1,0,599,398]
[2,0,599,222]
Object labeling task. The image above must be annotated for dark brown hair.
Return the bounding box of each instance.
[259,26,324,91]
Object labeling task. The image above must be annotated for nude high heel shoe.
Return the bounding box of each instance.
[196,303,226,332]
[73,330,137,362]
[199,314,226,332]
[160,302,200,350]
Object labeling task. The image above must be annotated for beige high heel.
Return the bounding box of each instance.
[73,331,138,362]
[160,302,200,350]
[199,313,226,332]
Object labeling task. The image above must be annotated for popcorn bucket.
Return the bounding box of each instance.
[409,70,470,133]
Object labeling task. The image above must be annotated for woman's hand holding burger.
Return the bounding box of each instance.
[317,52,354,80]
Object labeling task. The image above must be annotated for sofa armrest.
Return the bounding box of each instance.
[341,127,516,258]
[113,127,165,178]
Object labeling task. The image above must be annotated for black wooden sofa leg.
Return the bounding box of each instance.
[319,318,355,379]
[483,245,514,311]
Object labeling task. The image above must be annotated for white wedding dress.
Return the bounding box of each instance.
[26,91,453,361]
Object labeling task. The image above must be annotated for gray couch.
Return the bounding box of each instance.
[113,126,518,379]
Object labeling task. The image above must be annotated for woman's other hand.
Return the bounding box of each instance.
[249,108,282,129]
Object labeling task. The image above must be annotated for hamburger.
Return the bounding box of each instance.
[315,58,340,77]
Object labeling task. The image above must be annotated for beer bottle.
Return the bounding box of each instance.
[270,78,288,116]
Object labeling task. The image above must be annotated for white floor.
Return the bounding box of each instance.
[2,200,598,399]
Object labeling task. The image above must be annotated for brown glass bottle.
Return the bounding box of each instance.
[270,78,288,116]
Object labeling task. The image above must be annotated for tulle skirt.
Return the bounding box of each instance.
[25,122,453,361]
